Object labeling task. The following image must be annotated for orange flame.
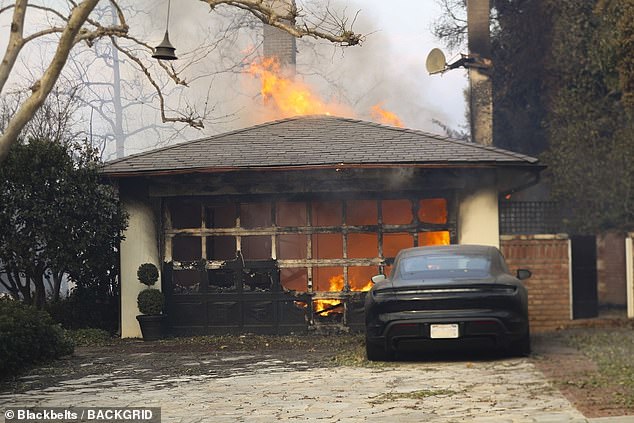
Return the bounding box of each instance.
[350,277,373,292]
[247,57,404,126]
[248,57,351,117]
[371,103,404,127]
[328,274,345,291]
[419,231,451,246]
[313,273,373,315]
[313,274,343,315]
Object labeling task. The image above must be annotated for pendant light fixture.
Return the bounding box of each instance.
[152,0,177,61]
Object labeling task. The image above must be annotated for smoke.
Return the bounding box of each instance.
[385,167,417,189]
[155,0,469,136]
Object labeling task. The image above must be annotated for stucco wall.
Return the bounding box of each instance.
[458,186,499,248]
[120,196,160,338]
[501,235,571,333]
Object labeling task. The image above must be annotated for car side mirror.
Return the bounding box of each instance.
[371,274,386,284]
[516,269,532,280]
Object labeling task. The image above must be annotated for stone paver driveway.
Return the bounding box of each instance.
[0,351,587,422]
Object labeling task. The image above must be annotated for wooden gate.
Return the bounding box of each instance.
[571,235,598,319]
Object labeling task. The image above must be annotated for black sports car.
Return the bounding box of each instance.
[364,245,531,360]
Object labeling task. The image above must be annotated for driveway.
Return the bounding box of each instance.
[0,342,587,423]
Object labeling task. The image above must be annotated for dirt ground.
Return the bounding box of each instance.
[531,321,634,418]
[2,324,633,419]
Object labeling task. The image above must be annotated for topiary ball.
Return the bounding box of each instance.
[137,263,159,287]
[137,288,164,315]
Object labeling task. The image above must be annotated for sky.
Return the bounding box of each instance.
[0,0,470,157]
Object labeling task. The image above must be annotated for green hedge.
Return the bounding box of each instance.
[46,289,119,333]
[0,299,74,378]
[67,328,114,347]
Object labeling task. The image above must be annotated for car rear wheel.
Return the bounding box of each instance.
[365,338,394,361]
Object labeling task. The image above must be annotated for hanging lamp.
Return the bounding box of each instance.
[152,0,177,60]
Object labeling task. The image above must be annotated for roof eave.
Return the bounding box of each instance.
[100,161,545,179]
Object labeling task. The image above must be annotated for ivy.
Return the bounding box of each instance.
[435,0,634,233]
[544,0,634,233]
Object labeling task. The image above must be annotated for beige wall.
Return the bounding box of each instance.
[120,197,160,338]
[458,186,499,248]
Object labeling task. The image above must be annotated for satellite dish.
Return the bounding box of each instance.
[426,48,447,75]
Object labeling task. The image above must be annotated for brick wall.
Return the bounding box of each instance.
[596,232,627,307]
[263,24,296,69]
[500,235,571,333]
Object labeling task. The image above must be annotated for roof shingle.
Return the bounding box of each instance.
[102,115,539,175]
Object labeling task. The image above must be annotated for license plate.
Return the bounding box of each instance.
[430,324,459,339]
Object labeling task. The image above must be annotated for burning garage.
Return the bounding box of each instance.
[101,115,543,337]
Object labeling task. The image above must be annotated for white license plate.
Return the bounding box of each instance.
[430,324,459,339]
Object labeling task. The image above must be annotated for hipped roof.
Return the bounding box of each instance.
[101,115,540,177]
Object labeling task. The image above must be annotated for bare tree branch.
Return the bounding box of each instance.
[201,0,362,45]
[0,0,104,162]
[111,38,204,129]
[0,0,28,93]
[26,4,71,22]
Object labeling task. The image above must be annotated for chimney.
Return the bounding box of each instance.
[467,0,493,146]
[263,0,296,76]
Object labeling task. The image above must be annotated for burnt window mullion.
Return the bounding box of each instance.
[342,200,349,291]
[200,203,207,261]
[306,200,313,292]
[164,204,173,263]
[378,199,384,273]
[271,202,277,260]
[413,198,420,247]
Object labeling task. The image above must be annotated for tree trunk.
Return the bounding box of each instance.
[467,0,493,146]
[52,270,63,302]
[34,272,46,309]
[13,270,32,305]
[467,0,491,58]
[111,5,126,158]
[1,270,21,300]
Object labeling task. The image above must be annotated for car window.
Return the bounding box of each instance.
[397,254,491,280]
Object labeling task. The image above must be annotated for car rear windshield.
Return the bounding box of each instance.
[397,253,491,280]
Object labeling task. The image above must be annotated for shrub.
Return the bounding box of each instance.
[0,139,128,308]
[137,289,164,315]
[0,299,74,378]
[46,289,119,333]
[67,328,114,347]
[137,263,159,287]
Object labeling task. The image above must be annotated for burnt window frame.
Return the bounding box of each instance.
[163,195,456,295]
